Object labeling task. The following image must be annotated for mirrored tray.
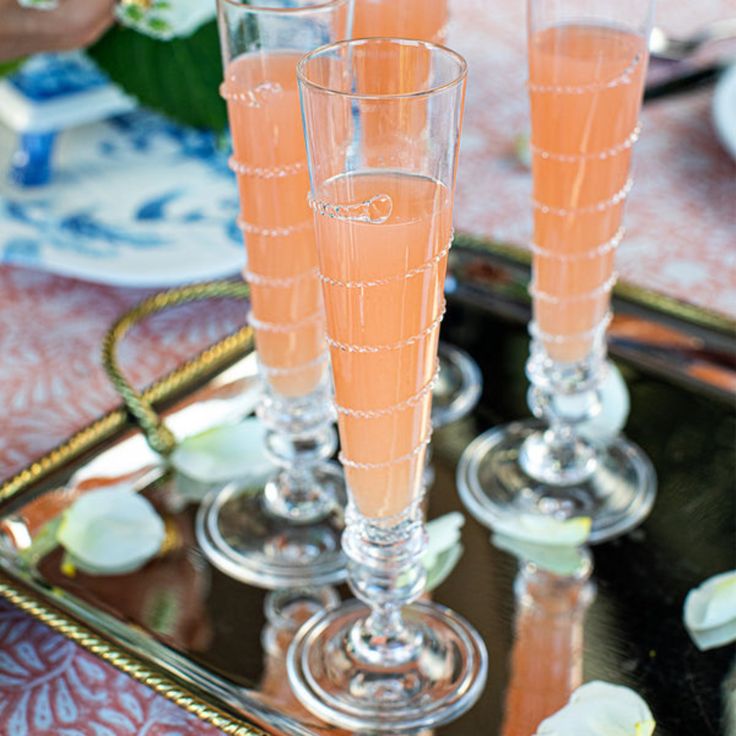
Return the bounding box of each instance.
[0,278,733,736]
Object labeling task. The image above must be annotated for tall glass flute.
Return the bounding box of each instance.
[196,0,351,589]
[458,0,656,543]
[288,38,487,732]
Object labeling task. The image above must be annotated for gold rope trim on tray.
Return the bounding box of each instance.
[0,281,254,508]
[0,576,269,736]
[1,324,253,507]
[102,281,252,457]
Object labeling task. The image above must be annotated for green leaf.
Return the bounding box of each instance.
[0,58,24,79]
[88,20,227,131]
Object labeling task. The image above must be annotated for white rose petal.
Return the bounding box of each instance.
[58,487,165,575]
[684,570,736,651]
[422,512,465,592]
[171,418,275,484]
[535,681,655,736]
[541,363,630,444]
[491,513,591,547]
[579,362,630,443]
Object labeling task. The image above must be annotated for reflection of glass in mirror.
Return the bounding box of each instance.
[258,586,340,724]
[502,560,595,736]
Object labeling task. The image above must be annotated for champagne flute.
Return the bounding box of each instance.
[287,37,487,732]
[197,0,351,589]
[458,0,656,543]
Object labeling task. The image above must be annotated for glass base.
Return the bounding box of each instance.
[195,464,347,589]
[457,420,656,543]
[287,599,488,733]
[432,342,483,428]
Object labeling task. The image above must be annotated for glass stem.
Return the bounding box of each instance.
[520,337,606,486]
[343,500,427,667]
[257,378,337,523]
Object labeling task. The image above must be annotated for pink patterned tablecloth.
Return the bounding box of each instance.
[0,1,734,734]
[0,266,235,735]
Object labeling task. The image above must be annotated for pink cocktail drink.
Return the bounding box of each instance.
[290,39,485,733]
[223,52,326,396]
[529,24,647,362]
[314,172,452,518]
[202,0,351,592]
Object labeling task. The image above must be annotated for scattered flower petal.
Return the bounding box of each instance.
[535,681,655,736]
[579,363,630,443]
[684,570,736,651]
[57,488,165,575]
[491,513,591,547]
[542,363,630,444]
[422,512,465,592]
[171,417,275,484]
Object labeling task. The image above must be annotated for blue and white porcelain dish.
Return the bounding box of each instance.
[0,110,245,287]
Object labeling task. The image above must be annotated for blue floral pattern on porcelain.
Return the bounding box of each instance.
[0,110,244,287]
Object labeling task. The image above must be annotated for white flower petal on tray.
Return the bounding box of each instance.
[684,570,736,651]
[535,681,655,736]
[546,363,630,444]
[492,513,592,547]
[580,363,630,443]
[492,533,589,577]
[422,512,465,592]
[171,417,275,484]
[57,487,165,575]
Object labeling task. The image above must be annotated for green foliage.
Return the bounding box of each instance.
[88,20,227,132]
[0,58,24,78]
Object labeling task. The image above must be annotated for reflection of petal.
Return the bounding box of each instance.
[492,514,591,547]
[684,570,736,651]
[535,681,655,736]
[493,533,588,577]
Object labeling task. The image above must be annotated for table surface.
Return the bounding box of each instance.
[1,1,735,734]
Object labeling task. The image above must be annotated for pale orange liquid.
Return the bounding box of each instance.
[353,0,447,43]
[529,25,647,362]
[224,53,325,396]
[314,172,452,518]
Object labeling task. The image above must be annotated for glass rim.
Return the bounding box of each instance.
[297,37,468,101]
[219,0,348,15]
